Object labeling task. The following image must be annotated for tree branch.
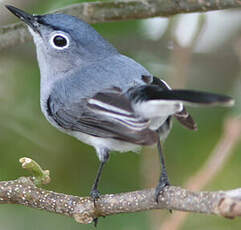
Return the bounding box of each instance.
[0,158,241,224]
[0,0,241,51]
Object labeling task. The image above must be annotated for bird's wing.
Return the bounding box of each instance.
[47,87,158,145]
[174,107,197,130]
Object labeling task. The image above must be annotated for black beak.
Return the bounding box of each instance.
[6,5,39,32]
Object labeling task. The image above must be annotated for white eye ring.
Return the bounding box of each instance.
[50,33,70,50]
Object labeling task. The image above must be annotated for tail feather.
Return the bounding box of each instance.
[128,85,234,107]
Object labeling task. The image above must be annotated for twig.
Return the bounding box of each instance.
[0,158,241,224]
[0,0,241,51]
[19,157,51,185]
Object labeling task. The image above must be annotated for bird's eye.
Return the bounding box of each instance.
[50,33,69,50]
[54,36,67,47]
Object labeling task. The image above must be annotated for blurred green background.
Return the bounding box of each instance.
[0,0,241,230]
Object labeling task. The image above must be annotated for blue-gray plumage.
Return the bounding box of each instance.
[6,5,234,215]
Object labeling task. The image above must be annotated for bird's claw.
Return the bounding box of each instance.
[90,189,101,227]
[90,188,101,206]
[155,174,170,203]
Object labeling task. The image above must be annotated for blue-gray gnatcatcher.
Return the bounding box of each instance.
[6,6,234,205]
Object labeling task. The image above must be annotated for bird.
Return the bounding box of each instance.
[6,5,234,210]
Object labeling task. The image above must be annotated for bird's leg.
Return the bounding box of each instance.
[90,150,109,227]
[90,150,110,203]
[155,139,170,203]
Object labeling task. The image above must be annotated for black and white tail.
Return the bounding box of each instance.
[128,84,234,129]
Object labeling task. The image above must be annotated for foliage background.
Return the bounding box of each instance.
[0,0,240,229]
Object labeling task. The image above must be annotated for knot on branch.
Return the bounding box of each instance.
[216,189,241,218]
[73,200,96,224]
[217,197,241,218]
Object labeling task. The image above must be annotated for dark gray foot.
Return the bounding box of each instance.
[90,188,101,205]
[90,189,101,227]
[155,173,170,203]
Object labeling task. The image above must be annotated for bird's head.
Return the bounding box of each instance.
[6,5,117,76]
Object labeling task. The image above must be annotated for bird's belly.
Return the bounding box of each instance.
[71,131,141,153]
[149,117,168,130]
